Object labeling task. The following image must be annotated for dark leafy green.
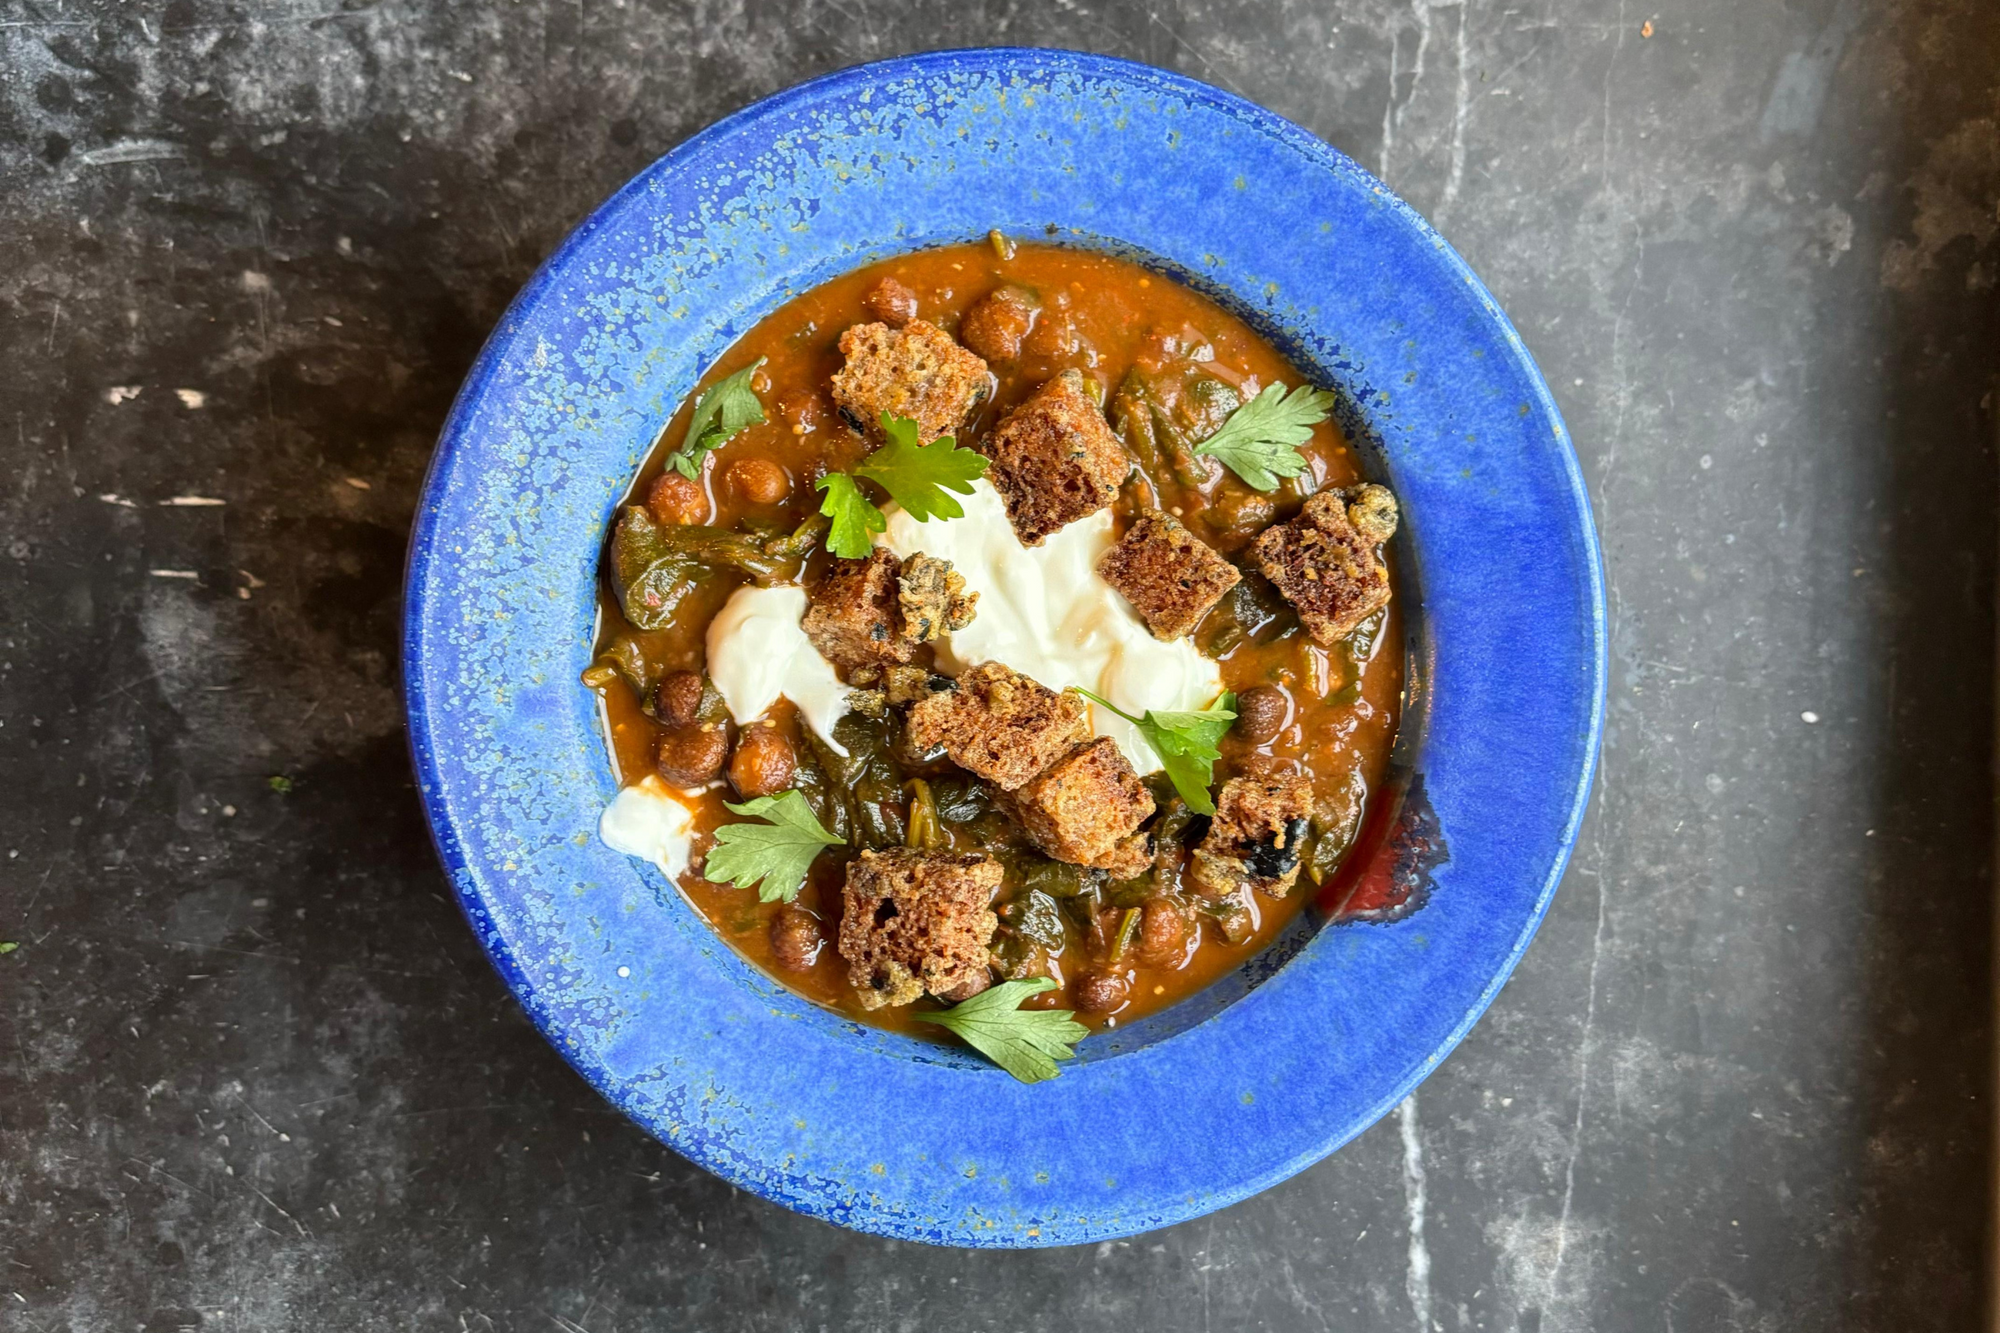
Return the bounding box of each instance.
[928,778,990,825]
[607,506,823,631]
[904,779,945,851]
[1111,353,1244,492]
[802,712,908,850]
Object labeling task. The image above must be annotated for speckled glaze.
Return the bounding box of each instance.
[403,48,1604,1247]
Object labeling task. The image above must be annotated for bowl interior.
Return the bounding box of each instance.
[405,48,1602,1246]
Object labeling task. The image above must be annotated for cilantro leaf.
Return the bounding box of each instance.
[1074,688,1237,815]
[915,977,1088,1083]
[855,413,988,522]
[703,790,844,903]
[666,357,767,479]
[815,471,887,559]
[1193,382,1335,492]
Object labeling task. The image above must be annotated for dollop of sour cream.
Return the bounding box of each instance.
[599,775,696,879]
[881,480,1222,774]
[704,583,851,755]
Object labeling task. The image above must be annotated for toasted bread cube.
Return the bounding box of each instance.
[882,664,954,706]
[904,662,1090,790]
[1250,484,1398,644]
[1189,773,1315,899]
[837,847,1002,1008]
[802,549,908,672]
[1097,512,1242,640]
[992,737,1156,876]
[980,369,1130,545]
[896,552,977,647]
[804,550,981,673]
[830,320,989,446]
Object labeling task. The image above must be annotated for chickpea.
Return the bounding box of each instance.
[770,904,823,973]
[726,456,790,506]
[1135,898,1190,967]
[862,276,920,326]
[936,970,994,1003]
[777,388,830,438]
[646,470,708,525]
[1233,685,1288,745]
[729,724,798,799]
[653,670,706,730]
[655,723,727,788]
[960,286,1038,363]
[1072,971,1129,1014]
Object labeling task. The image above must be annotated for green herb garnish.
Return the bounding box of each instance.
[1193,382,1335,492]
[856,414,988,521]
[666,357,767,479]
[815,413,990,558]
[915,977,1088,1083]
[1073,688,1237,816]
[814,472,887,559]
[0,942,17,956]
[702,790,844,903]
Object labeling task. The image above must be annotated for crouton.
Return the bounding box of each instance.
[882,664,954,707]
[837,848,1002,1008]
[896,552,977,647]
[959,284,1040,363]
[830,320,989,446]
[1250,484,1398,644]
[1097,512,1242,640]
[802,549,908,672]
[979,369,1130,545]
[903,662,1090,790]
[991,737,1156,877]
[1188,773,1315,899]
[803,549,980,673]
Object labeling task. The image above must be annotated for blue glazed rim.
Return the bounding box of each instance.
[404,48,1605,1246]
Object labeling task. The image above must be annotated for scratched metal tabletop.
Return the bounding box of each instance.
[2,1,1993,1328]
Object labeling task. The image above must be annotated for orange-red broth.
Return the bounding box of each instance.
[590,242,1401,1035]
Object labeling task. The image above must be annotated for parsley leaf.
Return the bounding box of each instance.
[815,471,887,559]
[666,357,767,479]
[703,790,844,903]
[813,414,988,558]
[855,413,989,521]
[1073,688,1237,815]
[915,977,1088,1083]
[1192,382,1336,492]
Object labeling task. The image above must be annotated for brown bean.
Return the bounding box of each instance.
[656,723,728,788]
[1022,292,1078,362]
[862,276,920,326]
[1072,971,1129,1014]
[1233,685,1287,745]
[1135,898,1190,967]
[729,725,797,799]
[654,671,706,729]
[935,970,993,1003]
[959,286,1037,363]
[770,904,824,973]
[646,470,708,525]
[726,456,790,506]
[776,388,831,438]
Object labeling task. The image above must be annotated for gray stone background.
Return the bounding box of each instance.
[3,0,1995,1328]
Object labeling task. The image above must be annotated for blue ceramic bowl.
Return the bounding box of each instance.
[404,48,1604,1247]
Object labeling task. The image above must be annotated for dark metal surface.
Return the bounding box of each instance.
[2,1,1993,1327]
